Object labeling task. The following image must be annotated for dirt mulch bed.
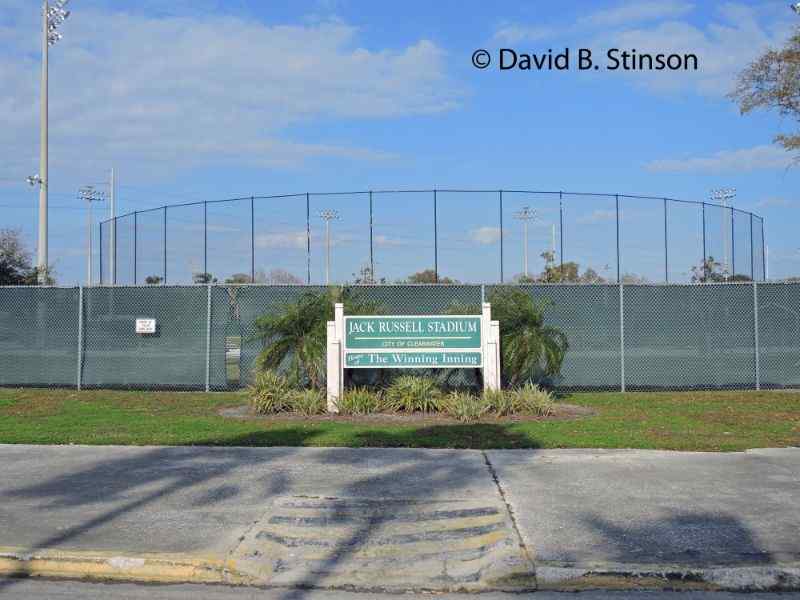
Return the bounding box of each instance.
[218,403,597,424]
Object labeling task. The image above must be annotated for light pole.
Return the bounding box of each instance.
[792,3,800,14]
[710,188,736,279]
[79,186,106,286]
[318,209,340,285]
[513,206,536,278]
[29,0,70,283]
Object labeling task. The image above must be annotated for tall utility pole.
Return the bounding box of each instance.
[710,188,736,279]
[318,209,339,285]
[79,186,105,286]
[513,206,536,278]
[109,167,116,284]
[29,1,70,283]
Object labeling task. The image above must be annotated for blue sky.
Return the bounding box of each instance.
[1,0,798,284]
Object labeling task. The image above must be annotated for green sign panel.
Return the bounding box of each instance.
[345,351,482,369]
[344,316,481,350]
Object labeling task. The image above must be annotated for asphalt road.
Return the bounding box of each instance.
[4,579,799,599]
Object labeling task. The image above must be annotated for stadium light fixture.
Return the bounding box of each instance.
[710,188,737,281]
[34,0,71,284]
[27,175,43,186]
[79,185,106,286]
[319,209,340,285]
[792,3,800,14]
[513,206,536,278]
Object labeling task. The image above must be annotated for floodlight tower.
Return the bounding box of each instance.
[710,188,736,279]
[513,206,536,278]
[27,1,71,283]
[792,3,800,14]
[79,186,106,286]
[318,209,340,285]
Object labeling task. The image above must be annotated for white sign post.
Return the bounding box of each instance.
[326,303,500,413]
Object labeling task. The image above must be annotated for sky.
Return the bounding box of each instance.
[1,0,798,285]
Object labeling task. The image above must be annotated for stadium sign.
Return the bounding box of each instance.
[326,305,500,413]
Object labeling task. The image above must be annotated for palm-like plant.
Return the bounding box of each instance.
[252,287,380,389]
[488,288,568,387]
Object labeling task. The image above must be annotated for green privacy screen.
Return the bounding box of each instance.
[0,287,79,387]
[0,283,798,391]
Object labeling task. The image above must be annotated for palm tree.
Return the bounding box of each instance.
[488,288,568,387]
[252,287,380,389]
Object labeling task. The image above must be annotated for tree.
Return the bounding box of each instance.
[535,251,607,283]
[192,272,217,284]
[730,26,800,161]
[262,268,303,284]
[405,269,457,284]
[252,288,381,388]
[352,264,385,284]
[488,287,568,387]
[145,275,163,285]
[225,273,252,284]
[691,256,726,283]
[0,229,53,285]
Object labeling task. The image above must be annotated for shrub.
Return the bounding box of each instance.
[508,382,555,417]
[250,370,292,414]
[385,375,443,413]
[337,387,383,415]
[252,287,382,389]
[288,389,326,416]
[444,391,489,422]
[488,288,569,387]
[482,387,515,416]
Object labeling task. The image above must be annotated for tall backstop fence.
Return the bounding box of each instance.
[1,283,797,392]
[98,190,767,287]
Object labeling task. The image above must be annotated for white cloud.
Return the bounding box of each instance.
[468,226,502,245]
[645,145,793,174]
[756,197,794,209]
[0,2,461,181]
[374,234,408,247]
[491,2,790,97]
[492,1,694,44]
[255,231,307,249]
[578,1,694,29]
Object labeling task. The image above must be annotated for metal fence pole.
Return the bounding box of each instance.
[369,191,374,280]
[619,282,625,392]
[663,198,669,283]
[750,213,755,281]
[205,284,212,392]
[99,223,103,285]
[559,192,564,274]
[133,211,138,285]
[753,281,760,390]
[499,190,504,283]
[701,202,707,279]
[163,206,168,284]
[306,193,311,284]
[250,196,255,283]
[433,189,439,283]
[761,218,766,281]
[76,286,83,390]
[203,201,208,279]
[730,207,735,278]
[615,194,621,283]
[113,217,118,285]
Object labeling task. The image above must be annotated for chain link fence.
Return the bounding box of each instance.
[1,283,797,392]
[98,190,767,286]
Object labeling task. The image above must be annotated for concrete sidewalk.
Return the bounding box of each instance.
[0,445,798,592]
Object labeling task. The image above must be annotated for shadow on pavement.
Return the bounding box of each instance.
[0,433,504,598]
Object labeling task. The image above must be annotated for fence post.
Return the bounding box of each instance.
[753,281,760,390]
[433,189,438,283]
[76,286,84,390]
[306,193,311,284]
[663,198,669,283]
[369,191,374,280]
[559,192,564,275]
[615,194,621,283]
[619,282,626,392]
[250,196,255,283]
[133,211,138,285]
[499,190,504,283]
[205,284,212,392]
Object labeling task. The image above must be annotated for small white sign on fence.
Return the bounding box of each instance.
[135,318,157,334]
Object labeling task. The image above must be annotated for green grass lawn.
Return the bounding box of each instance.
[0,388,797,451]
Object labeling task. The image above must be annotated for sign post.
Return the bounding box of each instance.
[326,304,500,413]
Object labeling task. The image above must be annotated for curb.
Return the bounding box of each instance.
[0,548,254,586]
[535,561,800,592]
